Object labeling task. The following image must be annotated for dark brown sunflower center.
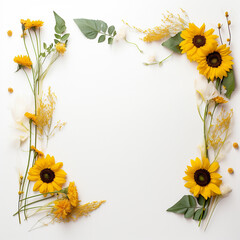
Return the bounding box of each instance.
[40,168,55,183]
[192,35,206,48]
[206,51,222,68]
[194,169,211,186]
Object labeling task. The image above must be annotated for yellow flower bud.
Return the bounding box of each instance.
[7,30,12,37]
[228,20,231,25]
[233,142,239,149]
[228,168,234,174]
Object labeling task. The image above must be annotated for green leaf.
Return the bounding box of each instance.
[108,37,113,44]
[54,34,61,39]
[113,30,117,37]
[61,33,70,41]
[167,195,196,214]
[193,207,208,220]
[162,32,183,54]
[197,195,206,206]
[53,11,66,34]
[54,39,59,44]
[101,22,108,33]
[108,25,115,35]
[41,52,46,57]
[222,68,235,98]
[43,42,47,49]
[193,208,203,220]
[98,35,106,43]
[74,19,107,39]
[184,208,195,218]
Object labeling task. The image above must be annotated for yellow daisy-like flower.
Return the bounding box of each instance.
[67,182,79,207]
[27,154,67,196]
[213,96,228,104]
[24,112,37,123]
[31,145,44,157]
[53,199,72,219]
[56,43,66,55]
[179,23,218,62]
[183,157,222,199]
[197,44,234,81]
[14,55,32,69]
[20,19,44,30]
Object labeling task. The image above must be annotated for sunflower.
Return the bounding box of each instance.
[197,44,234,81]
[53,199,72,219]
[67,182,79,207]
[179,23,218,62]
[183,157,222,199]
[14,55,32,69]
[28,154,67,196]
[20,19,44,30]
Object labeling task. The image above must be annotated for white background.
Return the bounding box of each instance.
[0,0,240,239]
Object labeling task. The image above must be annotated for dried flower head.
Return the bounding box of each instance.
[208,108,233,151]
[127,9,189,42]
[67,182,79,207]
[53,199,72,219]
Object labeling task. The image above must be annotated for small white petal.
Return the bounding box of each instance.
[220,184,232,196]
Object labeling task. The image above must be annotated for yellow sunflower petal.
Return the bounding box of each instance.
[208,161,219,173]
[33,180,43,191]
[51,162,63,171]
[208,183,221,195]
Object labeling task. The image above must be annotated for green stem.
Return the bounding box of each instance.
[20,120,32,193]
[204,196,219,231]
[23,69,34,94]
[198,199,206,227]
[143,54,172,66]
[203,102,209,158]
[14,196,54,216]
[125,38,143,53]
[28,30,38,59]
[23,32,30,58]
[23,181,30,219]
[19,191,60,201]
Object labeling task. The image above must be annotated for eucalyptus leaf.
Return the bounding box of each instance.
[222,68,235,98]
[74,19,107,40]
[197,195,206,206]
[43,42,47,49]
[184,207,195,219]
[108,37,113,44]
[54,34,61,39]
[53,11,66,34]
[98,35,106,43]
[61,33,70,41]
[54,39,59,44]
[162,32,183,54]
[193,208,203,220]
[167,195,196,214]
[108,25,115,35]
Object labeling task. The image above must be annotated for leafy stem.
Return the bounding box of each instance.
[125,39,143,53]
[198,199,206,227]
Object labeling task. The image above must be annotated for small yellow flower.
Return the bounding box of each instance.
[233,142,239,149]
[228,20,231,25]
[14,55,32,69]
[53,199,72,219]
[8,87,13,93]
[56,43,66,55]
[67,182,79,207]
[218,23,221,29]
[31,145,44,157]
[228,168,234,174]
[7,30,12,37]
[213,96,228,104]
[21,19,43,30]
[24,112,37,124]
[225,12,229,17]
